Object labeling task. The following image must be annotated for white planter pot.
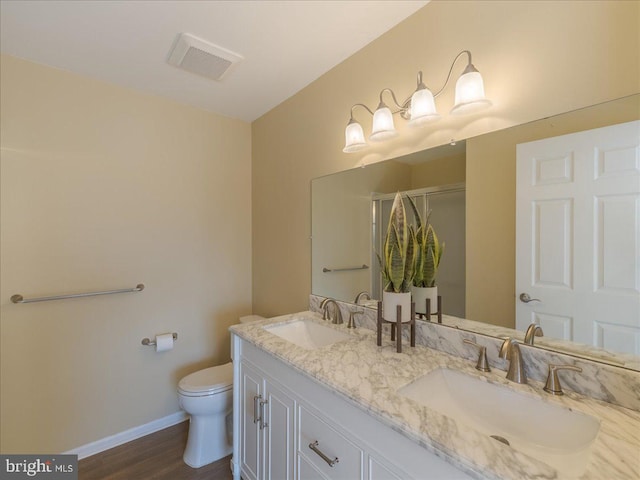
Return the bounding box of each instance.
[382,291,412,323]
[412,286,438,315]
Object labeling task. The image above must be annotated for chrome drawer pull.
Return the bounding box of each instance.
[259,399,269,430]
[309,441,339,467]
[253,395,262,424]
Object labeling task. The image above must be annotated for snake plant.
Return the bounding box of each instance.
[407,196,444,288]
[376,192,416,293]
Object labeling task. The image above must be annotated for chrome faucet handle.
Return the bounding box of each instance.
[544,364,582,395]
[347,309,363,329]
[463,339,491,372]
[524,323,544,345]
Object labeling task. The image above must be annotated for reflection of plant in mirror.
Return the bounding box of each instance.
[376,192,416,293]
[408,196,444,288]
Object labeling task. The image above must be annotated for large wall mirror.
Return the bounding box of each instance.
[312,94,639,371]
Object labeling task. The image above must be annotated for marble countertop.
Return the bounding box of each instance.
[230,311,640,480]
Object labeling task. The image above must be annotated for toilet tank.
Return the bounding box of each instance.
[239,314,265,324]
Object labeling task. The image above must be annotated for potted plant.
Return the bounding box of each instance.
[408,197,444,315]
[376,192,416,322]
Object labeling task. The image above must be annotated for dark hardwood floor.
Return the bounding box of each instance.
[78,421,233,480]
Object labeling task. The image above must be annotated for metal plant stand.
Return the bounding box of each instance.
[376,301,415,353]
[422,296,443,324]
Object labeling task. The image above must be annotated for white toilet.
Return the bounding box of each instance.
[178,362,233,468]
[178,315,264,468]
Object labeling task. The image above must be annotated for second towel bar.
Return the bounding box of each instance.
[323,264,369,273]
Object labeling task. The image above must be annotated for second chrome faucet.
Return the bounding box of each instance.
[320,298,343,324]
[524,323,544,345]
[499,338,527,384]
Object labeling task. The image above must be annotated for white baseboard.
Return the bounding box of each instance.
[64,411,189,460]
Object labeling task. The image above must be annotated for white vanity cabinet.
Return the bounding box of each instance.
[238,356,296,480]
[232,334,472,480]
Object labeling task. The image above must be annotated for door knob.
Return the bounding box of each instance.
[519,293,541,303]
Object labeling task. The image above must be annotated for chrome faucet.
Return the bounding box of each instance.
[499,338,527,384]
[524,323,544,345]
[354,291,371,305]
[320,298,343,325]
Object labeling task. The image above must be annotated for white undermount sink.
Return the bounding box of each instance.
[398,368,601,477]
[263,319,352,350]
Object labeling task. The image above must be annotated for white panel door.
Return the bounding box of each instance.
[516,120,640,354]
[240,361,264,480]
[265,379,296,480]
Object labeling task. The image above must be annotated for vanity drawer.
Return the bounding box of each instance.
[298,405,363,480]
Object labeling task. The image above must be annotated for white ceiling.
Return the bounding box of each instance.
[0,0,428,122]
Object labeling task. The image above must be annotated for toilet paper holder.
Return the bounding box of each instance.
[141,333,178,346]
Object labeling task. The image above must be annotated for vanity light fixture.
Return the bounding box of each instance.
[343,50,491,153]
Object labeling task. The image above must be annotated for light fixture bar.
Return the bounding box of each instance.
[343,50,491,153]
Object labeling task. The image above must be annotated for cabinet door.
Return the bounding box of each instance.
[240,361,263,480]
[265,380,296,480]
[368,456,403,480]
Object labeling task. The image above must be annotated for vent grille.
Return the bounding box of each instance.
[168,33,243,81]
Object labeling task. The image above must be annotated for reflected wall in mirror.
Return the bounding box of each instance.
[312,142,465,310]
[311,94,640,370]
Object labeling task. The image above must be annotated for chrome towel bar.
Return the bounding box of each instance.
[322,264,369,273]
[10,283,145,304]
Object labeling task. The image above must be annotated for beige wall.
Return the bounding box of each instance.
[466,94,640,329]
[409,152,465,189]
[0,55,252,453]
[252,0,640,317]
[312,161,411,301]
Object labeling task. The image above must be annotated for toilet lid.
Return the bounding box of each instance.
[178,362,233,396]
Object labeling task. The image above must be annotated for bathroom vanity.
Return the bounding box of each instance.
[230,311,640,480]
[232,331,469,480]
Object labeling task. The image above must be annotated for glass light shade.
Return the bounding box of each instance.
[408,87,440,126]
[370,106,397,141]
[343,121,367,153]
[450,70,492,115]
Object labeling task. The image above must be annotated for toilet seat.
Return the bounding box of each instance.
[179,362,233,397]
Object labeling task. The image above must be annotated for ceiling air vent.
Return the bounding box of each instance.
[168,33,243,81]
